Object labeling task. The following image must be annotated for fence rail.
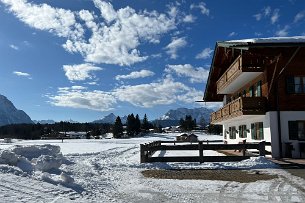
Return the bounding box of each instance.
[140,140,269,163]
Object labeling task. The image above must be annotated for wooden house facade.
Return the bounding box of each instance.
[204,37,305,158]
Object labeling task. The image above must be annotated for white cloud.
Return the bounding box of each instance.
[65,0,177,66]
[9,44,19,50]
[271,9,280,24]
[196,48,213,59]
[294,11,305,23]
[63,63,103,81]
[1,0,177,66]
[13,71,31,78]
[115,70,155,80]
[263,6,271,16]
[113,77,200,107]
[48,76,204,110]
[228,32,237,37]
[0,0,83,39]
[253,6,279,24]
[165,64,209,83]
[165,37,187,59]
[191,2,210,16]
[48,87,116,111]
[183,14,196,23]
[275,25,289,37]
[253,13,262,21]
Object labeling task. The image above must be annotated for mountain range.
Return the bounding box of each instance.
[92,107,213,127]
[0,93,213,127]
[0,94,33,126]
[92,113,128,124]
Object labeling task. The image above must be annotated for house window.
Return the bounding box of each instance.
[288,121,305,140]
[239,125,247,138]
[286,76,305,94]
[251,122,264,140]
[249,86,254,97]
[243,90,247,97]
[229,126,237,139]
[256,81,262,97]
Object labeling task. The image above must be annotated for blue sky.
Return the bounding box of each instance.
[0,0,305,122]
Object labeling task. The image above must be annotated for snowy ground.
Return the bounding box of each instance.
[0,133,305,202]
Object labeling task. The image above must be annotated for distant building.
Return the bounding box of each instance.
[176,133,198,142]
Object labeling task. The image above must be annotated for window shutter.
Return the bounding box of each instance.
[257,81,262,97]
[259,122,264,140]
[288,121,298,140]
[251,123,255,139]
[286,76,295,94]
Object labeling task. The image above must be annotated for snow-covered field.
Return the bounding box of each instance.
[0,133,305,202]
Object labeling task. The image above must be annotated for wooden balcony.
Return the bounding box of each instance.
[211,97,267,124]
[216,55,266,94]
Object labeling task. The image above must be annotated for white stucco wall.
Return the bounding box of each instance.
[222,111,305,158]
[222,115,272,153]
[279,111,305,158]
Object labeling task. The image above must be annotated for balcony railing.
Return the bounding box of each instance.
[211,97,267,124]
[216,55,266,94]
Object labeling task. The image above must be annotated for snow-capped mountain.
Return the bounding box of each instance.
[159,107,213,124]
[0,94,33,126]
[93,113,128,124]
[33,119,56,124]
[93,113,117,124]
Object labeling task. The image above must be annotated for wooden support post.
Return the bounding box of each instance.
[242,140,246,156]
[199,141,204,163]
[259,141,266,156]
[140,144,148,163]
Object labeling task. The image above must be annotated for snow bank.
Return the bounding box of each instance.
[0,150,19,165]
[35,155,62,172]
[145,156,279,170]
[12,144,61,160]
[0,145,66,174]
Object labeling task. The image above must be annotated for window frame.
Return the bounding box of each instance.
[239,125,247,138]
[286,76,305,94]
[288,120,305,141]
[229,126,237,139]
[251,122,264,140]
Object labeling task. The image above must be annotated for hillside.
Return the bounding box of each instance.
[0,94,33,126]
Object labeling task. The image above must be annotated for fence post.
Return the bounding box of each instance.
[242,140,246,156]
[259,141,266,156]
[140,144,148,163]
[199,141,203,163]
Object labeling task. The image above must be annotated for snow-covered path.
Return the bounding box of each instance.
[1,133,305,202]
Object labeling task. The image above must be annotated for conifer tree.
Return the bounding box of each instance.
[113,116,123,138]
[180,115,196,132]
[141,114,150,132]
[135,114,141,135]
[127,114,136,137]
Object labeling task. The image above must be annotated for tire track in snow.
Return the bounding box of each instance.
[0,174,77,202]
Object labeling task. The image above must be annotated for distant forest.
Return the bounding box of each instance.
[0,114,221,140]
[0,122,111,139]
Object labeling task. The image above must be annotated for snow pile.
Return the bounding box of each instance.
[145,156,279,170]
[232,156,279,169]
[0,145,64,173]
[60,172,74,184]
[12,144,61,160]
[0,150,19,165]
[35,155,62,172]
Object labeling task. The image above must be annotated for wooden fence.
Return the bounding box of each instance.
[140,140,269,163]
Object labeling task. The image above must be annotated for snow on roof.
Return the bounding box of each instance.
[220,36,305,45]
